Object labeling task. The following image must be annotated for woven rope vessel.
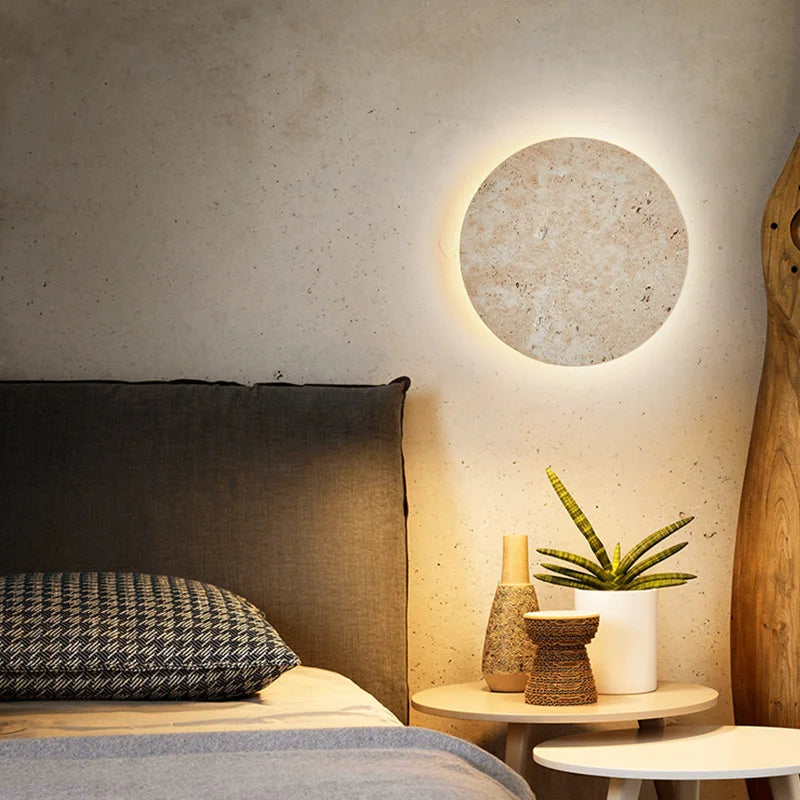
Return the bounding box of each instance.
[482,583,538,690]
[523,613,599,706]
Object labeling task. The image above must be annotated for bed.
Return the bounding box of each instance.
[0,378,533,799]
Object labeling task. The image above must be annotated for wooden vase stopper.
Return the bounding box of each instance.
[731,129,800,800]
[500,534,531,584]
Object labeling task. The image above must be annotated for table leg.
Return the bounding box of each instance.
[607,777,642,799]
[770,774,800,800]
[504,722,531,773]
[638,718,675,800]
[673,782,699,800]
[637,718,665,730]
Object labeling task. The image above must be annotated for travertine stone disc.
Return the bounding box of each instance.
[460,138,688,365]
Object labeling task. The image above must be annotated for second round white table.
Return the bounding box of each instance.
[534,725,800,799]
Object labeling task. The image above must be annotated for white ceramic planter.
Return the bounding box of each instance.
[573,588,658,694]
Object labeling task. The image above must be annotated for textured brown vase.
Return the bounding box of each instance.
[481,535,539,692]
[731,131,800,800]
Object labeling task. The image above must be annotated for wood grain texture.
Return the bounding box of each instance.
[732,131,800,800]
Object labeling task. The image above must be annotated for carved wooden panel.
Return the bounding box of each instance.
[732,131,800,800]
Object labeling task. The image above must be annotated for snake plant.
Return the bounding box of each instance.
[534,467,696,591]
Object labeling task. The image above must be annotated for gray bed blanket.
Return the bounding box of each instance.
[0,726,535,799]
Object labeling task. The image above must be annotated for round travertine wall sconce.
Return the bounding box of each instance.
[459,137,688,366]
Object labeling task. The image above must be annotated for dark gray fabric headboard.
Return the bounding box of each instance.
[0,378,410,722]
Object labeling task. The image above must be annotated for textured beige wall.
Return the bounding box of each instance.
[2,2,799,798]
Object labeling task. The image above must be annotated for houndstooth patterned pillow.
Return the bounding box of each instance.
[0,572,300,701]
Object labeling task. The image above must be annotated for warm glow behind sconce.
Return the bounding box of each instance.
[459,137,688,366]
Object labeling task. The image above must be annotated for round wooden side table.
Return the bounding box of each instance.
[411,680,718,776]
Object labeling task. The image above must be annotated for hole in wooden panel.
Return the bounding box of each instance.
[791,208,800,251]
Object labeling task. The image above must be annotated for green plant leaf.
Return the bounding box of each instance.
[546,467,612,570]
[536,547,614,581]
[629,579,687,590]
[611,542,621,574]
[625,572,697,590]
[618,542,688,584]
[539,563,617,590]
[617,517,694,574]
[533,573,600,591]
